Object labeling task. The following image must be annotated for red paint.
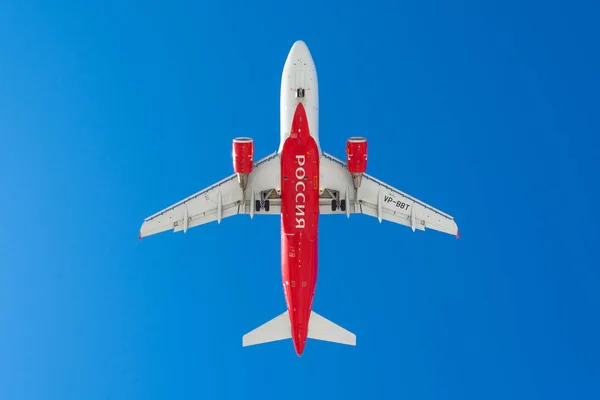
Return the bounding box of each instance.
[280,103,319,356]
[345,137,368,173]
[232,137,254,174]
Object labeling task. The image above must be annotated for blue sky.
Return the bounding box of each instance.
[1,0,599,399]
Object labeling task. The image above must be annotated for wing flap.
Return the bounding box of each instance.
[359,202,421,230]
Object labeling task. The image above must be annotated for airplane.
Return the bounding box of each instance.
[138,40,459,356]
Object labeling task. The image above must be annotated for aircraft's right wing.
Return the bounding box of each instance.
[319,152,459,237]
[139,152,281,239]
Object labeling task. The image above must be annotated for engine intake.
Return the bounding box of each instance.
[232,137,254,190]
[346,136,368,189]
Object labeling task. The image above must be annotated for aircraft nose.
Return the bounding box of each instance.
[287,40,313,67]
[291,40,308,53]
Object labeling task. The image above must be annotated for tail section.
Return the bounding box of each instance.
[307,311,356,346]
[242,311,291,347]
[242,310,356,349]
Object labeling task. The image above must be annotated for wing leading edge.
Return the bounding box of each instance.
[318,152,459,237]
[139,151,281,239]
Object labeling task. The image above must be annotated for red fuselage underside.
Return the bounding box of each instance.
[280,102,319,356]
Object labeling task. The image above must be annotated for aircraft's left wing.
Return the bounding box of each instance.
[139,152,281,239]
[319,152,459,237]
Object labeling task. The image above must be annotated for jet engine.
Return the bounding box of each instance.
[232,137,254,191]
[345,136,368,189]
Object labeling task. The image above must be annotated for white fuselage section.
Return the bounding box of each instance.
[279,40,320,154]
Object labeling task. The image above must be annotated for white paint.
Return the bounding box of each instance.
[279,41,320,154]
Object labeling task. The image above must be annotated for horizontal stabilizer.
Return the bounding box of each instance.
[308,311,356,346]
[242,311,291,347]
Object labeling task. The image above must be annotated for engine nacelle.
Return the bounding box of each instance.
[345,136,368,173]
[232,137,254,173]
[346,136,367,190]
[232,137,254,190]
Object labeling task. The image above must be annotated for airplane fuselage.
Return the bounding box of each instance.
[140,39,457,357]
[279,41,320,355]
